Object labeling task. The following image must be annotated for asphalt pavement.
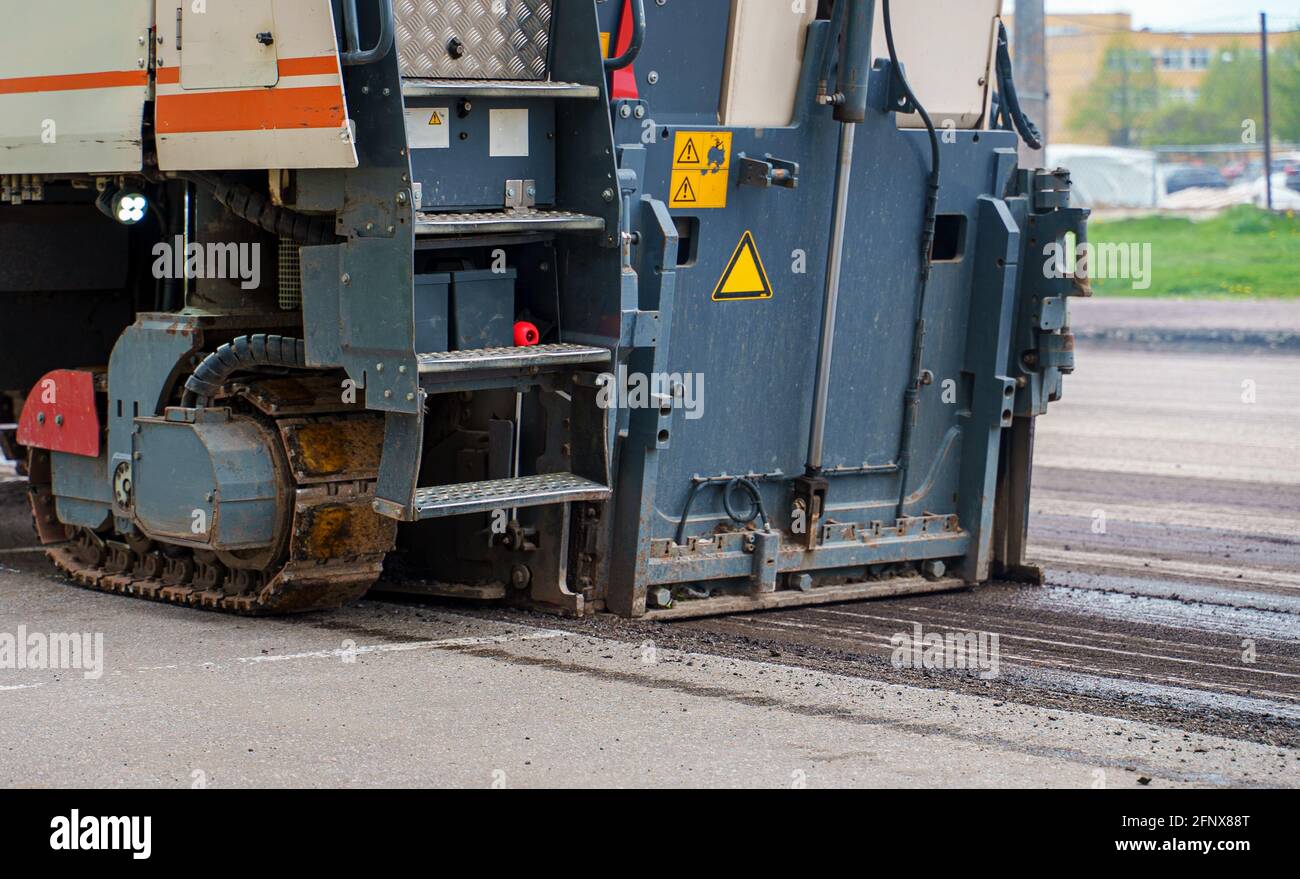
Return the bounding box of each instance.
[1,300,1297,788]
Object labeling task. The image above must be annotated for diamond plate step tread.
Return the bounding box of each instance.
[396,0,552,81]
[416,343,610,375]
[414,210,605,236]
[402,79,599,99]
[414,473,610,519]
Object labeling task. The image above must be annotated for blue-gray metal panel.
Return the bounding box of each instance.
[50,450,111,531]
[134,418,279,550]
[408,98,557,210]
[608,19,1027,596]
[596,0,732,126]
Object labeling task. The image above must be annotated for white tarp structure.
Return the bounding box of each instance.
[1048,144,1300,211]
[1047,145,1163,209]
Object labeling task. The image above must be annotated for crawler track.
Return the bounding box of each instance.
[37,377,396,615]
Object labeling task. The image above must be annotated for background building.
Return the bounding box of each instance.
[1029,13,1284,146]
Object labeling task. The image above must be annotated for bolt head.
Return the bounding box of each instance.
[647,587,673,609]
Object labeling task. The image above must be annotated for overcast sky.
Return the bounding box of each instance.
[1006,1,1300,32]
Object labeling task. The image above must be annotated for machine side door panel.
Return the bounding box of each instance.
[155,0,358,170]
[180,0,280,89]
[0,0,153,174]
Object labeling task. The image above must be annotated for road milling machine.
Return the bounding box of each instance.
[0,0,1087,618]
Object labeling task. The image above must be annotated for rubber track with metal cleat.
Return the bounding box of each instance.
[38,378,397,615]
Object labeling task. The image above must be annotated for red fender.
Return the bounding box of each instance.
[16,369,101,458]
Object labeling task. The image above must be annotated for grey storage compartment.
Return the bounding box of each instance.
[414,273,451,354]
[452,268,516,350]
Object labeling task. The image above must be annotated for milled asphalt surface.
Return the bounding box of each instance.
[1070,298,1300,351]
[0,549,1290,788]
[1,300,1298,788]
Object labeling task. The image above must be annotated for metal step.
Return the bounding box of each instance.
[402,79,600,100]
[414,210,605,237]
[414,473,610,520]
[417,343,610,376]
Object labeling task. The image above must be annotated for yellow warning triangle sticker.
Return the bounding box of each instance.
[673,176,698,204]
[713,231,773,301]
[429,111,443,125]
[677,139,701,165]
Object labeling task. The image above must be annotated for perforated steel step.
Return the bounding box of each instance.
[414,210,605,236]
[417,343,610,375]
[414,473,610,520]
[402,79,600,99]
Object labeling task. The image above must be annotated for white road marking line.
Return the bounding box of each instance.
[1031,496,1300,539]
[1033,454,1300,487]
[237,629,568,665]
[0,683,44,692]
[1032,547,1300,591]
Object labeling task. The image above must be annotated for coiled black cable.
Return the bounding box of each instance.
[674,477,771,546]
[993,21,1044,150]
[182,334,309,407]
[183,173,339,246]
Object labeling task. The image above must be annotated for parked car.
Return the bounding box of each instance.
[1163,165,1229,194]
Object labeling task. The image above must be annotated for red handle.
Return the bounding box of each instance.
[514,321,540,347]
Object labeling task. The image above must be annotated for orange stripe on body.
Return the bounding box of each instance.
[0,69,147,95]
[155,55,338,86]
[157,85,345,133]
[276,55,340,77]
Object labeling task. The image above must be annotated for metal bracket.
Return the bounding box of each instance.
[505,179,537,210]
[791,474,828,551]
[868,59,917,115]
[737,154,799,190]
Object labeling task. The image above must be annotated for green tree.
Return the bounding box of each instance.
[1268,32,1300,144]
[1068,37,1161,146]
[1139,34,1300,147]
[1141,42,1257,145]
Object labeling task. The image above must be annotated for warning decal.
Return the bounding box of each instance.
[405,107,450,150]
[712,231,773,302]
[669,131,732,209]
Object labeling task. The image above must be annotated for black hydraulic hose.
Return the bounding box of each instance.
[674,477,771,546]
[994,21,1043,151]
[184,172,339,246]
[674,480,707,546]
[604,0,646,71]
[723,477,770,530]
[182,335,309,407]
[882,0,941,516]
